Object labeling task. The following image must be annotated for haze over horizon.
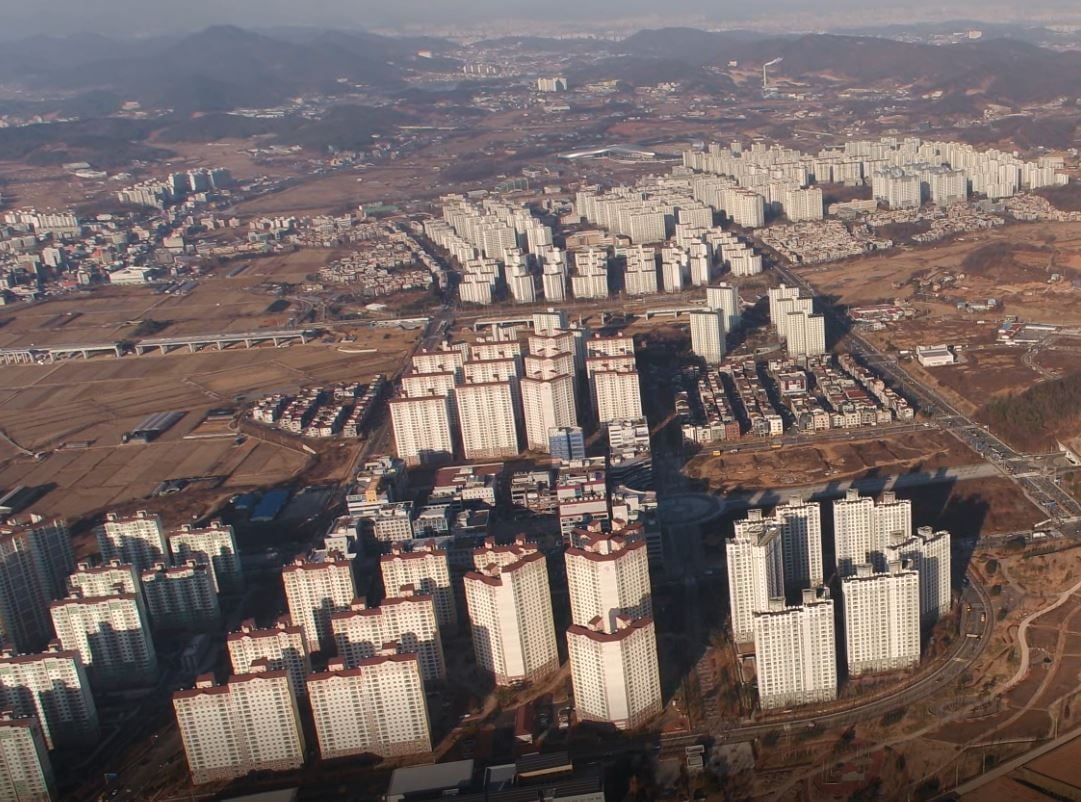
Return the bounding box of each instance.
[1,0,1080,38]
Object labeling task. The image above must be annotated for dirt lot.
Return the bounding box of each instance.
[916,346,1046,409]
[0,279,420,522]
[799,222,1081,325]
[686,430,980,491]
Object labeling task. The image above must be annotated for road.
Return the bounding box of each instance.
[768,259,1081,525]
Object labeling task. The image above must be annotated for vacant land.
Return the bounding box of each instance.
[0,279,420,522]
[800,221,1081,324]
[686,430,979,491]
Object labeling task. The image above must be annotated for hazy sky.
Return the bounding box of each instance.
[0,0,1076,37]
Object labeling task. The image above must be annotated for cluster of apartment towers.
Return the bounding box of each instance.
[0,512,240,799]
[389,308,667,465]
[729,489,952,710]
[176,522,662,785]
[0,503,664,789]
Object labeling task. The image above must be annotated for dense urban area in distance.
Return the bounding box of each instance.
[11,9,1081,802]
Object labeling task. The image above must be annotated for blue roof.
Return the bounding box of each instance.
[252,489,289,521]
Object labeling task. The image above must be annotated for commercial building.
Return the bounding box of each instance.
[173,668,305,785]
[753,588,837,710]
[0,644,99,749]
[464,537,559,686]
[308,653,431,760]
[727,520,784,643]
[0,713,55,802]
[331,591,445,682]
[281,556,356,654]
[389,395,455,466]
[227,618,311,700]
[689,309,727,364]
[95,510,167,573]
[49,590,157,690]
[0,516,75,653]
[566,616,662,730]
[168,521,242,594]
[886,526,952,625]
[140,562,221,630]
[841,562,920,676]
[381,541,457,629]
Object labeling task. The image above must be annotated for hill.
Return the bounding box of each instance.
[0,26,455,113]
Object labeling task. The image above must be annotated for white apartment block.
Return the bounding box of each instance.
[705,284,741,331]
[308,654,431,760]
[757,499,824,592]
[565,533,652,632]
[886,526,952,625]
[411,348,464,378]
[727,520,784,644]
[753,588,837,710]
[281,557,357,654]
[96,510,167,573]
[0,645,99,749]
[49,591,157,690]
[834,489,912,576]
[381,541,457,629]
[168,522,242,594]
[521,371,578,452]
[67,561,138,597]
[0,713,55,802]
[456,381,520,459]
[173,668,305,785]
[331,592,446,682]
[0,516,74,654]
[872,168,922,209]
[567,616,662,730]
[785,312,827,357]
[227,618,311,700]
[592,370,644,425]
[842,562,920,676]
[390,395,454,466]
[689,309,727,364]
[783,187,823,222]
[464,537,559,686]
[141,562,221,630]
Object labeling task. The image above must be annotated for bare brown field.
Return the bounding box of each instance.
[686,430,979,491]
[922,346,1045,402]
[0,281,420,521]
[800,221,1081,324]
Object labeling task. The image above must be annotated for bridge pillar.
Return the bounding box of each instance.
[216,340,223,351]
[245,339,253,349]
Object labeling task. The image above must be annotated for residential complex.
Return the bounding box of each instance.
[566,616,663,730]
[227,618,312,700]
[167,522,243,594]
[49,590,157,690]
[95,510,168,573]
[381,541,457,628]
[753,589,837,710]
[0,516,74,653]
[842,562,921,676]
[0,644,99,749]
[727,518,784,643]
[173,668,305,785]
[331,591,446,682]
[308,653,431,760]
[464,537,559,686]
[281,555,357,653]
[0,712,55,802]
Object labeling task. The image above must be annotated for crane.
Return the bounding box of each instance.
[762,57,783,91]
